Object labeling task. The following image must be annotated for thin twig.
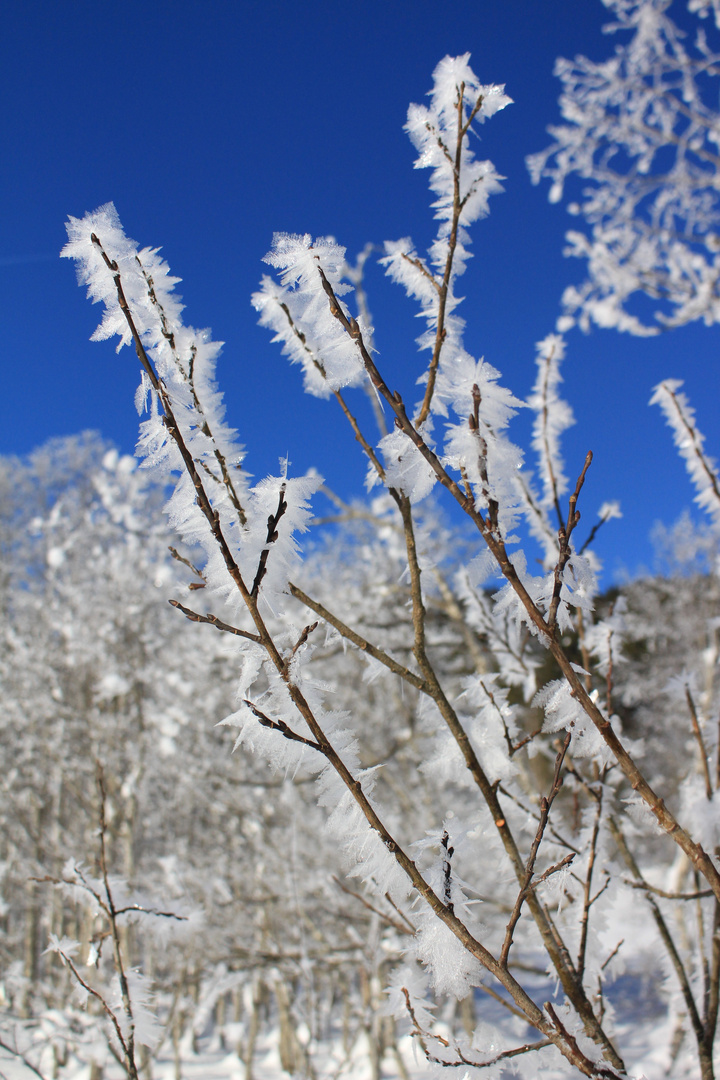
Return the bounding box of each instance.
[289,621,319,660]
[383,891,417,934]
[601,939,624,972]
[243,700,323,751]
[137,257,248,526]
[578,783,605,980]
[251,485,288,598]
[345,243,389,438]
[331,876,413,936]
[97,764,139,1080]
[545,1002,618,1080]
[547,452,593,631]
[273,291,387,479]
[168,600,262,642]
[0,1036,49,1080]
[402,987,552,1070]
[626,881,713,901]
[500,734,572,969]
[62,953,132,1065]
[578,513,612,555]
[686,686,713,801]
[168,545,205,581]
[610,817,706,1055]
[288,582,426,690]
[416,87,486,426]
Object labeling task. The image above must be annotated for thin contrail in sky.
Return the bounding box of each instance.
[0,253,57,268]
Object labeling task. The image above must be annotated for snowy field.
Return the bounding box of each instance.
[0,1023,436,1080]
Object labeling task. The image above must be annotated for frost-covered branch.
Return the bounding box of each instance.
[499,733,572,969]
[168,599,262,642]
[68,206,625,1076]
[609,816,711,1072]
[287,581,427,690]
[401,985,552,1071]
[382,56,511,425]
[61,49,720,1080]
[39,766,178,1079]
[528,333,574,529]
[651,378,720,530]
[530,0,720,334]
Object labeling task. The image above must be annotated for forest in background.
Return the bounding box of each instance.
[3,431,720,1080]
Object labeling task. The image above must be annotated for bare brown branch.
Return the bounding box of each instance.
[168,599,262,642]
[500,734,571,968]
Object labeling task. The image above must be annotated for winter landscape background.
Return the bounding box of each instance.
[6,1,720,1078]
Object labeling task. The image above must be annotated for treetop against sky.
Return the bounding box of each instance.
[2,0,720,583]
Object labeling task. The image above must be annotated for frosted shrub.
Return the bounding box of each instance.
[63,51,720,1080]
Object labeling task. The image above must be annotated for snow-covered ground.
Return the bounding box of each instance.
[0,1022,435,1080]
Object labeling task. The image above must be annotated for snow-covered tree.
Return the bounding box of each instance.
[529,0,720,334]
[1,437,432,1079]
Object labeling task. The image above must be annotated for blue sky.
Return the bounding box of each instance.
[2,0,719,584]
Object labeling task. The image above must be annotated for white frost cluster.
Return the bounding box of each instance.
[252,233,368,398]
[380,57,524,523]
[109,970,162,1052]
[455,566,542,700]
[492,548,597,640]
[535,674,615,764]
[376,426,439,503]
[459,674,521,783]
[63,204,321,617]
[402,54,511,281]
[651,379,720,531]
[411,825,483,998]
[529,0,720,333]
[383,963,436,1031]
[440,356,526,531]
[584,597,627,678]
[690,0,720,27]
[527,334,574,512]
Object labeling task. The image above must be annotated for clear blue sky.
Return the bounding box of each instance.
[2,0,718,584]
